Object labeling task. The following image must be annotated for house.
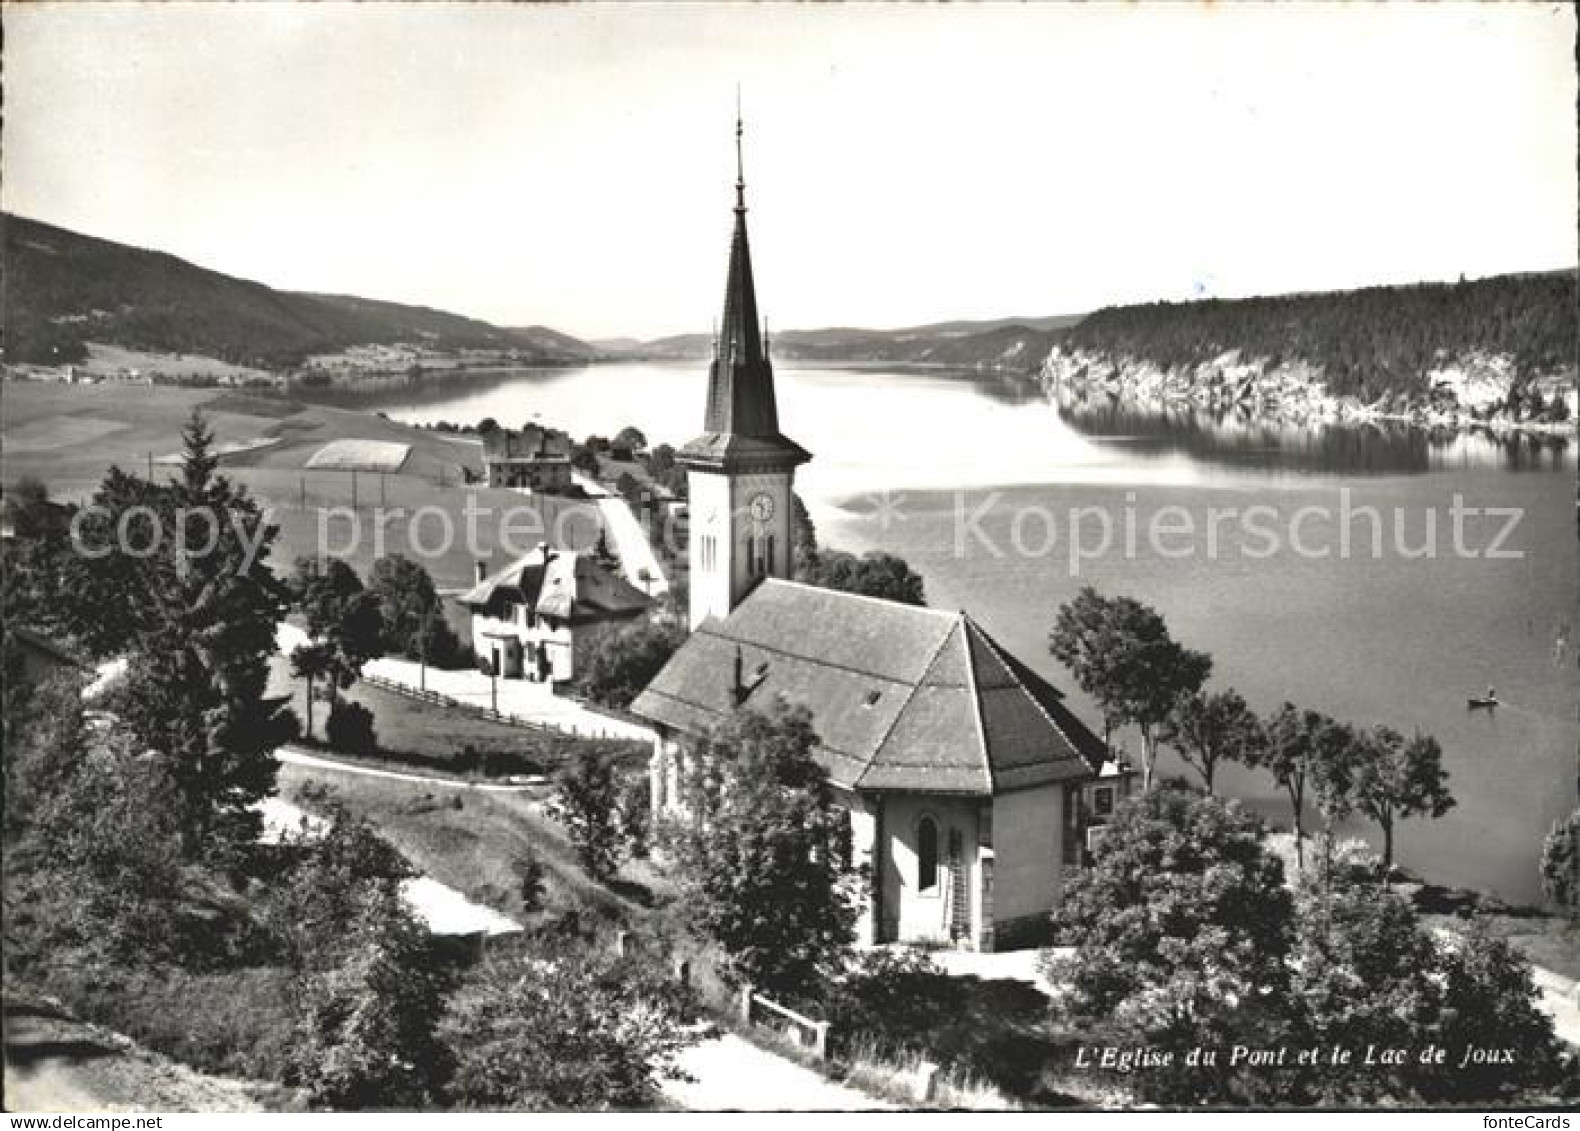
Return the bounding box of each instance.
[459,543,653,683]
[631,117,1131,951]
[482,423,574,493]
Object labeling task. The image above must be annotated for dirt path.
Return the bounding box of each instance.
[662,1032,893,1111]
[2,995,264,1113]
[275,744,540,792]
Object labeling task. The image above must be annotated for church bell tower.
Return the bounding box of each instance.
[678,113,811,631]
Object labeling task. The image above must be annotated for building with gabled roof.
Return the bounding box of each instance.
[482,423,574,493]
[460,543,652,683]
[631,118,1129,951]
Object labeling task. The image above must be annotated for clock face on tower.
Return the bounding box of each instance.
[749,492,776,523]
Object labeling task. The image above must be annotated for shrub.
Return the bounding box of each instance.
[326,699,377,757]
[288,886,455,1109]
[445,942,697,1111]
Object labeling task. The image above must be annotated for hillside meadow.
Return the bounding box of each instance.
[0,382,607,586]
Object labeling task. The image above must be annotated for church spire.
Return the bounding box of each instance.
[679,106,811,472]
[735,90,746,214]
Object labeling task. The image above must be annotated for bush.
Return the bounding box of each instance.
[514,851,547,913]
[575,617,686,711]
[289,887,456,1109]
[445,942,697,1111]
[326,699,377,757]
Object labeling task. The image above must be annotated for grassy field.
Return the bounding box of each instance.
[276,759,670,932]
[266,648,645,776]
[1,381,611,588]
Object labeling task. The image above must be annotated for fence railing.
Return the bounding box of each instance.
[739,984,831,1061]
[361,671,634,742]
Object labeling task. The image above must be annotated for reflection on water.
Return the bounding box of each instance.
[297,361,1573,902]
[1053,388,1574,475]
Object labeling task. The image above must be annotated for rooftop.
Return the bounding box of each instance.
[632,579,1106,796]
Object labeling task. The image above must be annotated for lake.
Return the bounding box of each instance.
[314,362,1578,903]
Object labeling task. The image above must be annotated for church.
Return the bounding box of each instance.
[631,122,1130,952]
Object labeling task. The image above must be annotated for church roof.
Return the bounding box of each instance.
[459,545,652,624]
[631,579,1105,795]
[679,118,810,472]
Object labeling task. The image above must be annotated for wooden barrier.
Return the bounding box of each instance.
[739,983,831,1061]
[362,671,625,740]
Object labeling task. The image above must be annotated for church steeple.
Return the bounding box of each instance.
[681,107,810,631]
[681,111,811,472]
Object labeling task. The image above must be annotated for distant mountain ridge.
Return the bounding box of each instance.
[2,214,596,369]
[602,312,1085,372]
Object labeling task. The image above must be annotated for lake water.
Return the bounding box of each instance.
[314,363,1578,903]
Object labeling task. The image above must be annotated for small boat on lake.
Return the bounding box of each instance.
[1468,687,1498,710]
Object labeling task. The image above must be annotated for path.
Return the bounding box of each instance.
[361,655,654,742]
[662,1032,893,1111]
[3,995,263,1113]
[278,620,653,743]
[258,792,522,937]
[276,744,543,792]
[572,471,669,597]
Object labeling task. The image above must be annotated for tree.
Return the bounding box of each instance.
[796,549,926,607]
[1307,717,1364,874]
[294,557,385,698]
[368,555,448,661]
[289,885,455,1109]
[1160,688,1263,793]
[1049,588,1212,789]
[1247,703,1324,870]
[1540,808,1579,911]
[98,411,297,854]
[552,748,627,882]
[325,699,378,757]
[575,617,686,710]
[1350,727,1455,871]
[291,641,336,740]
[669,702,856,995]
[1289,866,1443,1105]
[613,426,647,452]
[790,493,818,570]
[1042,784,1295,1105]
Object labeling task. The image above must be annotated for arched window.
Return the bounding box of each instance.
[917,816,939,892]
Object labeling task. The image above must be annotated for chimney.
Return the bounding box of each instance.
[474,560,488,584]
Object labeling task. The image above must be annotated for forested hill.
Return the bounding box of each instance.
[2,214,595,368]
[613,313,1083,373]
[1058,271,1576,401]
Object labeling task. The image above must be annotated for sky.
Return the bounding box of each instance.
[4,2,1576,341]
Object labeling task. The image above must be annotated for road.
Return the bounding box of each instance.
[3,996,262,1113]
[572,471,670,597]
[662,1032,894,1111]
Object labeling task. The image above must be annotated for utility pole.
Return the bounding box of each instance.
[351,470,359,510]
[147,451,154,481]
